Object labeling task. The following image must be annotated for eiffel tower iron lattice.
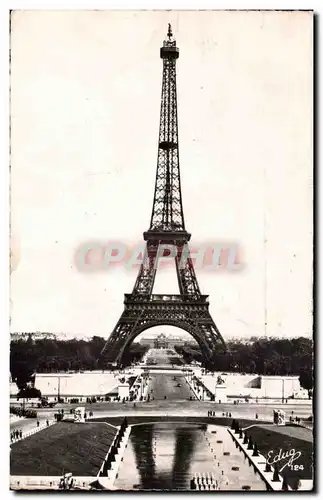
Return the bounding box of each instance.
[101,25,226,366]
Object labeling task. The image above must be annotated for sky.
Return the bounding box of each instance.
[10,10,313,340]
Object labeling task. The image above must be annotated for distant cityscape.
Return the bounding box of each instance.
[10,332,299,345]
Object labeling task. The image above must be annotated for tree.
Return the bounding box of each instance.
[10,334,313,378]
[299,367,313,392]
[17,387,41,399]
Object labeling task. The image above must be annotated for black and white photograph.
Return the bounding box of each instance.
[9,9,314,492]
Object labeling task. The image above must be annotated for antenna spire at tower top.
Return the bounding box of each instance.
[167,23,173,40]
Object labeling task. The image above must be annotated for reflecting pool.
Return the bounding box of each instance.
[114,423,267,491]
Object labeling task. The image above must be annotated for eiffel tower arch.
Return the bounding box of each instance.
[101,25,226,366]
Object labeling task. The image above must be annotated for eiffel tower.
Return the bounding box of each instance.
[101,25,226,366]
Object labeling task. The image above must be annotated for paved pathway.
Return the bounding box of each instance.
[203,425,267,490]
[29,398,312,428]
[148,374,195,401]
[10,410,53,437]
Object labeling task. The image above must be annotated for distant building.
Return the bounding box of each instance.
[154,333,168,348]
[10,332,76,342]
[10,332,58,342]
[140,333,195,349]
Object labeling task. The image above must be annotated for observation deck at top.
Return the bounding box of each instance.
[160,40,179,59]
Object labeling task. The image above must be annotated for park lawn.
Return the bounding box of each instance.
[10,421,117,477]
[242,424,313,490]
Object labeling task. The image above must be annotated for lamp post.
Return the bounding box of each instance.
[58,376,61,402]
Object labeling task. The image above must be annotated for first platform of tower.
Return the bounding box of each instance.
[160,23,179,59]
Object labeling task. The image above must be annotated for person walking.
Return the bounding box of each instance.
[37,420,40,428]
[15,430,19,440]
[19,430,22,439]
[46,419,49,427]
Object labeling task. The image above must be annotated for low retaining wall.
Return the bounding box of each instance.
[101,427,131,488]
[10,476,95,491]
[96,420,132,489]
[90,415,271,429]
[228,428,281,491]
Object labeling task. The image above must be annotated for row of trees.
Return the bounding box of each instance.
[10,334,313,391]
[174,337,313,390]
[10,335,148,389]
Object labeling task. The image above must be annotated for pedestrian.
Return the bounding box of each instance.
[37,420,40,428]
[255,413,259,419]
[19,430,22,439]
[46,420,49,427]
[229,412,232,418]
[10,433,13,443]
[15,430,19,439]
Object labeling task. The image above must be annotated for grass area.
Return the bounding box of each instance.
[259,424,313,443]
[11,422,117,477]
[241,424,313,490]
